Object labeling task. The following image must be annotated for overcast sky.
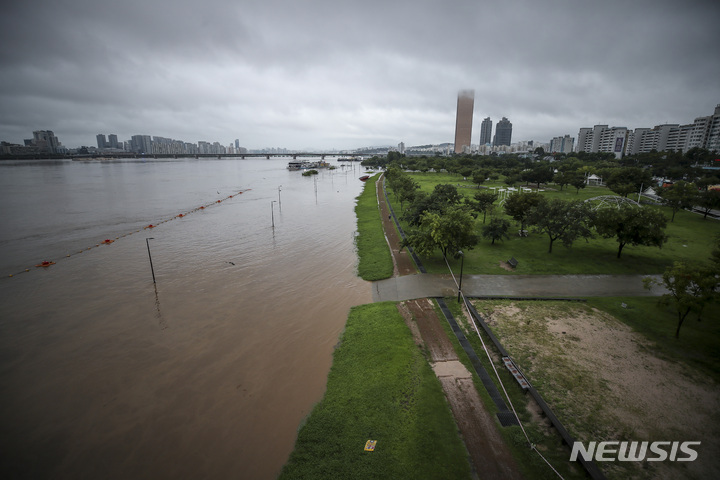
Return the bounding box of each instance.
[1,0,719,151]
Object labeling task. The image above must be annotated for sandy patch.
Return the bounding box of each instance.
[432,360,472,379]
[498,261,514,271]
[474,300,720,480]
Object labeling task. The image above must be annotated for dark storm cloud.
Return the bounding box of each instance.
[1,0,719,149]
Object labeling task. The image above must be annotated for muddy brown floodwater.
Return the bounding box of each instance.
[0,158,372,479]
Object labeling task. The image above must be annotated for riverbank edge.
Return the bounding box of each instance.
[277,302,473,479]
[354,174,394,281]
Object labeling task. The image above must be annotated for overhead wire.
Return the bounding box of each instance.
[442,254,566,479]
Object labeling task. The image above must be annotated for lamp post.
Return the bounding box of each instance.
[271,200,277,228]
[146,237,156,284]
[457,250,464,303]
[278,185,282,212]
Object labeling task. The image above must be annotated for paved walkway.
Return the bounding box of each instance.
[372,273,668,302]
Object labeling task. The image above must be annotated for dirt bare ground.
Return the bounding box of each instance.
[381,178,523,479]
[480,301,720,480]
[376,175,417,276]
[397,299,524,480]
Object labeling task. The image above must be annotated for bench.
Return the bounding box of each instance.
[507,257,518,269]
[503,357,529,390]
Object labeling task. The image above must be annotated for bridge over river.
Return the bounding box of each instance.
[2,152,370,161]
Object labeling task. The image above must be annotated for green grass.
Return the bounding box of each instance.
[468,298,720,479]
[355,174,394,281]
[279,303,471,479]
[391,173,720,275]
[587,297,720,383]
[437,298,591,480]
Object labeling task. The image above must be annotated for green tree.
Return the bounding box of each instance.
[570,174,587,194]
[643,262,718,338]
[696,175,720,191]
[394,175,420,210]
[557,158,583,173]
[606,167,652,197]
[503,191,544,233]
[593,204,668,258]
[553,171,571,191]
[469,190,498,224]
[658,180,699,222]
[504,174,521,187]
[472,169,491,188]
[403,206,479,258]
[610,183,636,198]
[481,217,511,245]
[527,199,593,253]
[522,164,554,189]
[402,184,463,226]
[697,189,720,219]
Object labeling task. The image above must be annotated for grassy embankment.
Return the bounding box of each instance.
[394,172,720,275]
[278,303,472,479]
[354,174,394,281]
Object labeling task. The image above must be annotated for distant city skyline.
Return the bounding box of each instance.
[2,1,718,153]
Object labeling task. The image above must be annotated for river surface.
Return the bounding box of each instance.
[0,157,372,479]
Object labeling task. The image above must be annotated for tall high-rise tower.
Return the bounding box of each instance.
[493,117,512,146]
[479,117,492,145]
[454,90,474,154]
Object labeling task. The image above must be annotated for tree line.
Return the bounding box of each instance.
[384,163,720,340]
[386,166,668,258]
[367,149,720,216]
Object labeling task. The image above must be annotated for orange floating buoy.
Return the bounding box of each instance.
[177,214,184,218]
[145,224,155,229]
[199,206,205,210]
[102,239,114,245]
[35,261,56,268]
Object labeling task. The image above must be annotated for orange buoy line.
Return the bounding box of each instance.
[5,189,250,278]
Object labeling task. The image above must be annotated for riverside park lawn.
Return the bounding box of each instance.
[280,174,720,480]
[392,172,720,275]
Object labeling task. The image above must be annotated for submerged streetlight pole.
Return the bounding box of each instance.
[271,200,277,228]
[146,237,156,284]
[278,185,282,212]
